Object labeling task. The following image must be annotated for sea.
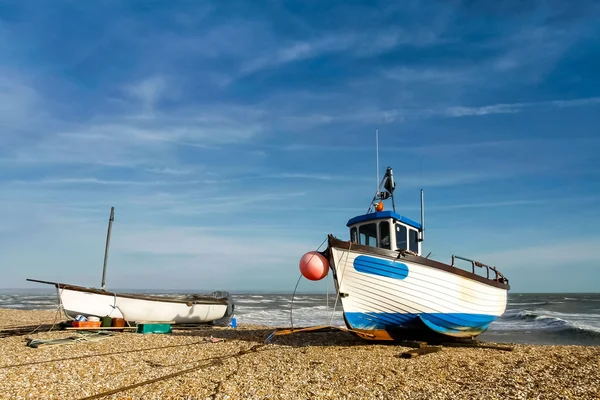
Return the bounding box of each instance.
[1,290,599,346]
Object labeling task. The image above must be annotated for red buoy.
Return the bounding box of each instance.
[299,251,329,281]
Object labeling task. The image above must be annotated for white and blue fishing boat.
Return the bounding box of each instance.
[302,166,510,342]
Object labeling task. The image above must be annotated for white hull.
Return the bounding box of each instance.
[44,282,231,324]
[116,295,228,324]
[330,245,508,338]
[58,287,124,319]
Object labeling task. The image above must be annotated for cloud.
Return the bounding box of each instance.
[234,93,600,129]
[9,102,266,167]
[339,96,600,124]
[238,28,444,76]
[0,73,44,133]
[382,67,470,84]
[123,76,171,114]
[473,238,600,270]
[160,191,308,216]
[441,97,600,117]
[429,200,546,211]
[443,103,522,117]
[113,225,312,263]
[10,178,221,186]
[489,26,587,82]
[145,167,193,175]
[239,35,350,76]
[247,173,370,182]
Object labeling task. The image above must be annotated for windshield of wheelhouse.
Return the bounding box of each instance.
[396,224,407,250]
[379,220,390,249]
[396,223,420,253]
[349,220,392,249]
[358,223,377,246]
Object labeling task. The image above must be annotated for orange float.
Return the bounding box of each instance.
[299,251,329,281]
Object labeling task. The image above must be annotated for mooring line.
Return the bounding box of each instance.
[0,338,224,369]
[77,344,266,400]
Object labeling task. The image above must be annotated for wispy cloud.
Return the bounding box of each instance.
[9,102,266,167]
[246,173,371,182]
[239,28,444,76]
[11,178,221,186]
[489,26,589,82]
[113,225,312,262]
[145,167,193,175]
[430,200,546,211]
[0,73,44,133]
[473,238,600,270]
[443,103,522,117]
[313,96,600,124]
[382,67,469,84]
[442,97,600,117]
[123,76,172,115]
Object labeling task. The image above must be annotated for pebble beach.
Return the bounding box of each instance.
[1,309,599,400]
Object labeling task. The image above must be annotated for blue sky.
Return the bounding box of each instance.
[1,1,599,292]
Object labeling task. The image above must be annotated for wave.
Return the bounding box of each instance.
[235,304,345,327]
[497,309,600,337]
[233,299,275,304]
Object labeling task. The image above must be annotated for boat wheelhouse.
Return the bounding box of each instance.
[347,210,422,255]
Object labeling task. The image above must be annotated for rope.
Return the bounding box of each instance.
[289,237,327,330]
[77,344,266,400]
[0,324,57,339]
[0,338,225,369]
[325,267,329,325]
[289,274,303,331]
[9,303,64,337]
[1,287,66,338]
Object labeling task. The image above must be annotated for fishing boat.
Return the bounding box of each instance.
[299,166,510,341]
[27,208,234,324]
[25,279,233,324]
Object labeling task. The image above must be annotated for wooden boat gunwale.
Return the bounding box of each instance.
[26,279,229,305]
[327,235,510,290]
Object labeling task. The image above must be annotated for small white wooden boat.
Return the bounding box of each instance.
[26,279,232,324]
[27,207,234,324]
[300,166,510,341]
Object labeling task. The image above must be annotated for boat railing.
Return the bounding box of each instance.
[451,255,509,285]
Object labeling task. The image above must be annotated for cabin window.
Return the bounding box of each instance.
[359,223,377,247]
[350,227,358,243]
[409,229,419,253]
[379,221,390,249]
[395,224,407,250]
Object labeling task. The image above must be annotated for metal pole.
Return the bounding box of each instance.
[420,189,425,241]
[101,207,115,290]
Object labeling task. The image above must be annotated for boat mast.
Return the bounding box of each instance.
[375,128,380,197]
[101,207,115,290]
[367,130,399,213]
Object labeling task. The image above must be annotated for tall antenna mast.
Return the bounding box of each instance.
[376,129,380,191]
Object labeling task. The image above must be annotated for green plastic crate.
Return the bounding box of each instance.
[136,323,172,334]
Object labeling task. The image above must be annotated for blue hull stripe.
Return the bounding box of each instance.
[345,312,497,332]
[353,255,409,280]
